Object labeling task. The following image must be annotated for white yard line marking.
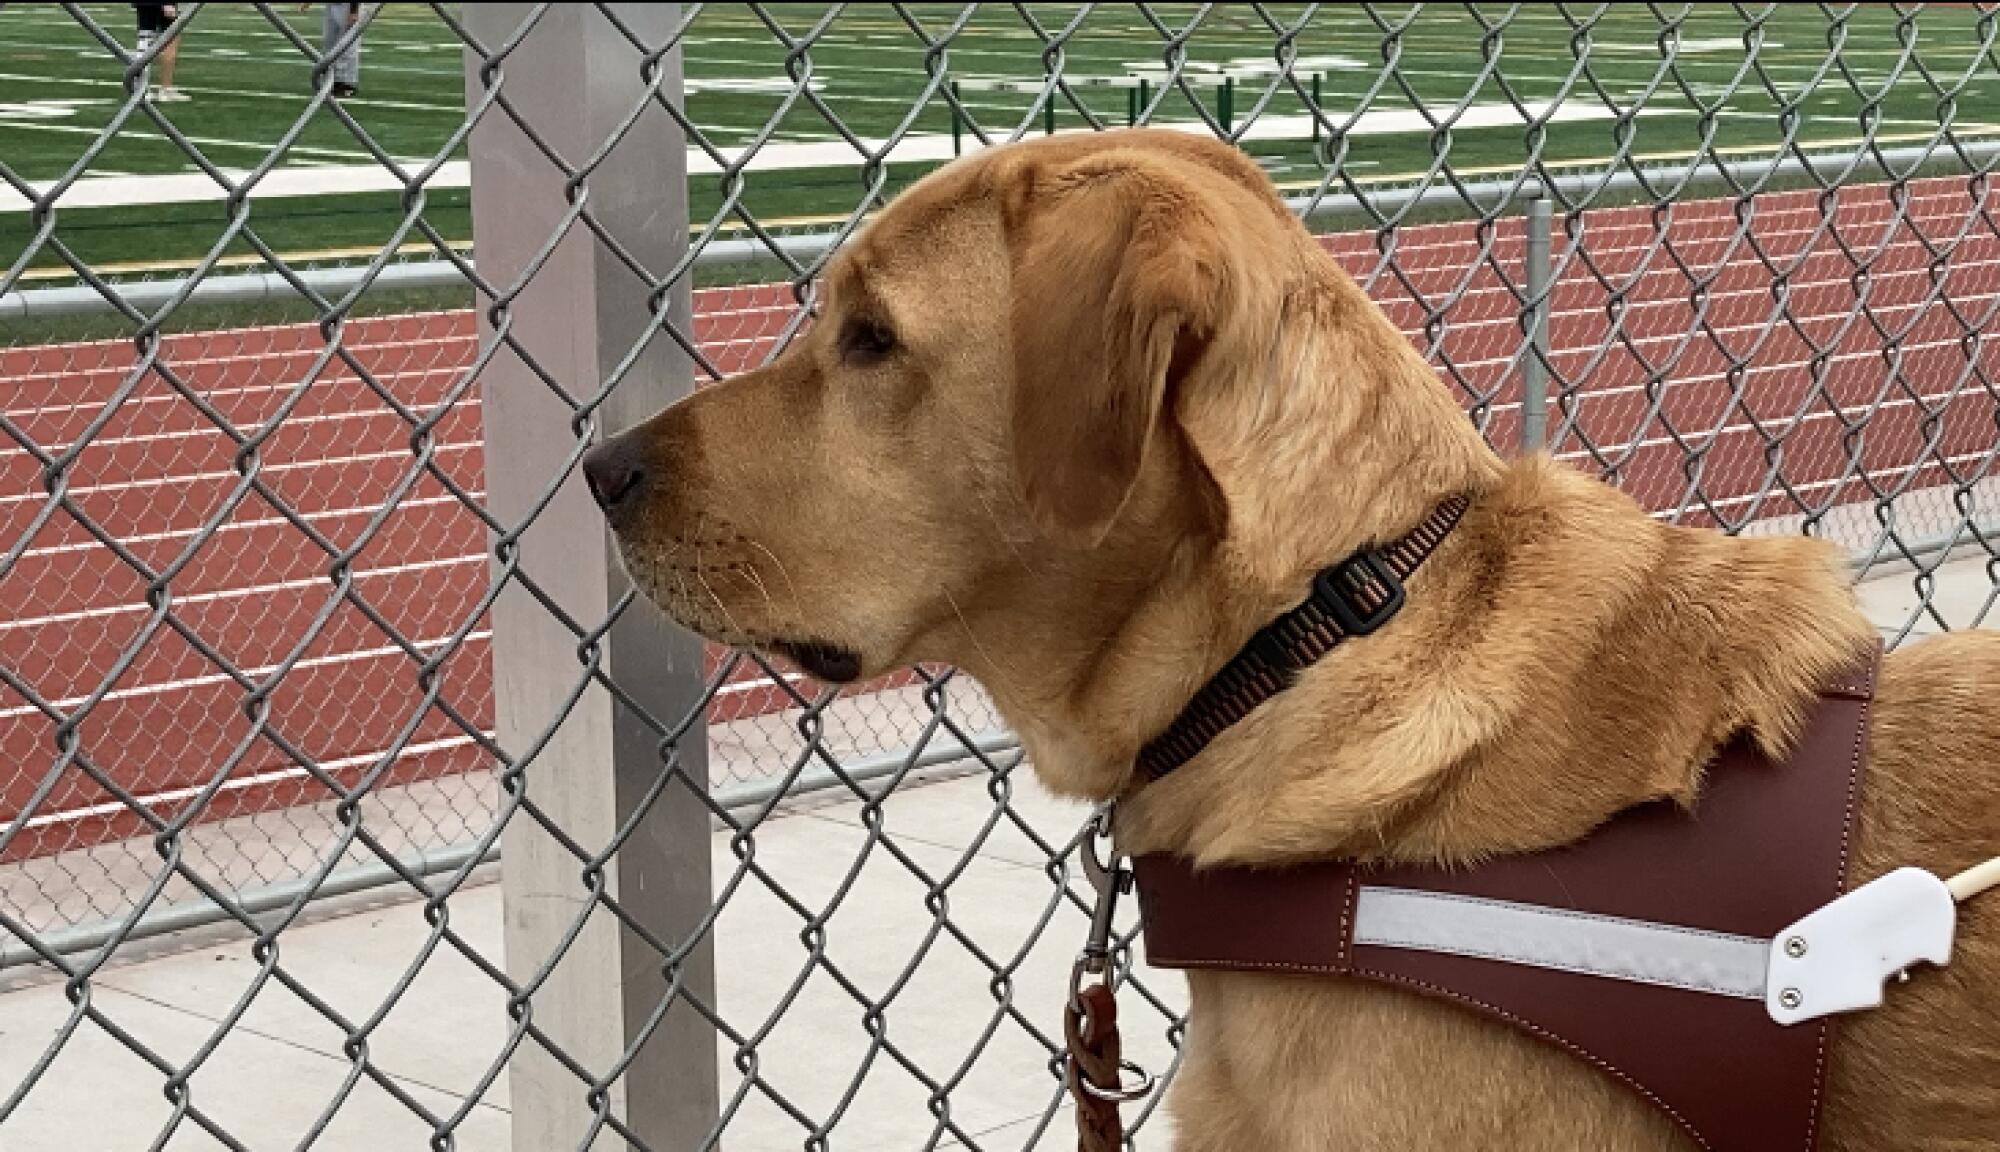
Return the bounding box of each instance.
[0,68,470,115]
[0,118,399,165]
[0,100,1683,212]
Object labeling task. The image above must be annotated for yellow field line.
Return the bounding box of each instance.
[14,242,468,283]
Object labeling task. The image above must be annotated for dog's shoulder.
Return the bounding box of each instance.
[1823,629,2000,1148]
[1865,629,2000,854]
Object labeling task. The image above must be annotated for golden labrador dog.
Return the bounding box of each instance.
[584,129,1998,1150]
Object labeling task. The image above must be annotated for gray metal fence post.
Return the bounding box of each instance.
[1520,196,1553,453]
[462,6,718,1150]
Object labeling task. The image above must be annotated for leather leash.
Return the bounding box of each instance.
[1066,983,1125,1152]
[1063,499,1471,1148]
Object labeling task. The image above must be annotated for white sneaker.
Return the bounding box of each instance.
[154,87,190,103]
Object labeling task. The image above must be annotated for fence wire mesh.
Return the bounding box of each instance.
[0,2,1996,1149]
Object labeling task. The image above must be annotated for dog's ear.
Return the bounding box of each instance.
[1003,150,1228,547]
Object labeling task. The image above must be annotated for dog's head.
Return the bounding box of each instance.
[588,129,1493,797]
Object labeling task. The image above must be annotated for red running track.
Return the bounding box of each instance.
[3,177,1996,862]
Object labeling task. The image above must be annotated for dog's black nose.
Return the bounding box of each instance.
[582,435,647,510]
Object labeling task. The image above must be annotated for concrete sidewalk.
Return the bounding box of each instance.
[0,554,1990,1151]
[0,761,1123,1151]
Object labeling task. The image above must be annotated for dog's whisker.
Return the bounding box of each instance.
[669,564,696,624]
[942,584,1016,693]
[694,566,750,647]
[735,560,777,609]
[974,487,1042,576]
[741,538,803,613]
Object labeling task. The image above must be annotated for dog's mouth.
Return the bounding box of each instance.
[772,639,865,685]
[612,544,865,685]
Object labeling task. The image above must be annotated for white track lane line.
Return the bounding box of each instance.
[7,734,490,833]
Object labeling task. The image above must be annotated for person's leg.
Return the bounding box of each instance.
[320,3,336,85]
[338,2,362,93]
[156,31,180,94]
[341,4,361,91]
[137,6,188,102]
[322,3,359,95]
[320,3,339,88]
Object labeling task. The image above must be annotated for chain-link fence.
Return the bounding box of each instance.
[1,2,1996,1148]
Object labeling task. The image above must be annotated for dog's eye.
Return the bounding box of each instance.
[840,317,897,363]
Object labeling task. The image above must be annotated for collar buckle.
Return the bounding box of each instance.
[1314,549,1406,636]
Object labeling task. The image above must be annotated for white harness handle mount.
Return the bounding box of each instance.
[1763,867,1957,1025]
[1354,859,1996,1026]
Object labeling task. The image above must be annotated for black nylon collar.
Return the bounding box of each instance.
[1134,495,1471,781]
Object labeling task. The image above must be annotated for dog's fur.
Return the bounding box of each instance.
[596,130,1999,1150]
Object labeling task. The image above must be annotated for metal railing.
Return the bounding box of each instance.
[2,4,1996,1149]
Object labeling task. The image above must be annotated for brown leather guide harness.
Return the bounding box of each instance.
[1062,495,1886,1152]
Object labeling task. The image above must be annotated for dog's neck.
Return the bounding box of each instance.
[989,461,1874,869]
[1108,457,1877,867]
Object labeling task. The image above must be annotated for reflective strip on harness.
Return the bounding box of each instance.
[1353,886,1769,1000]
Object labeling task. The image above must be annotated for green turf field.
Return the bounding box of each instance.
[2,3,1996,282]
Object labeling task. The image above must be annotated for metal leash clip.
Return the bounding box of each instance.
[1071,806,1133,1005]
[1066,805,1155,1104]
